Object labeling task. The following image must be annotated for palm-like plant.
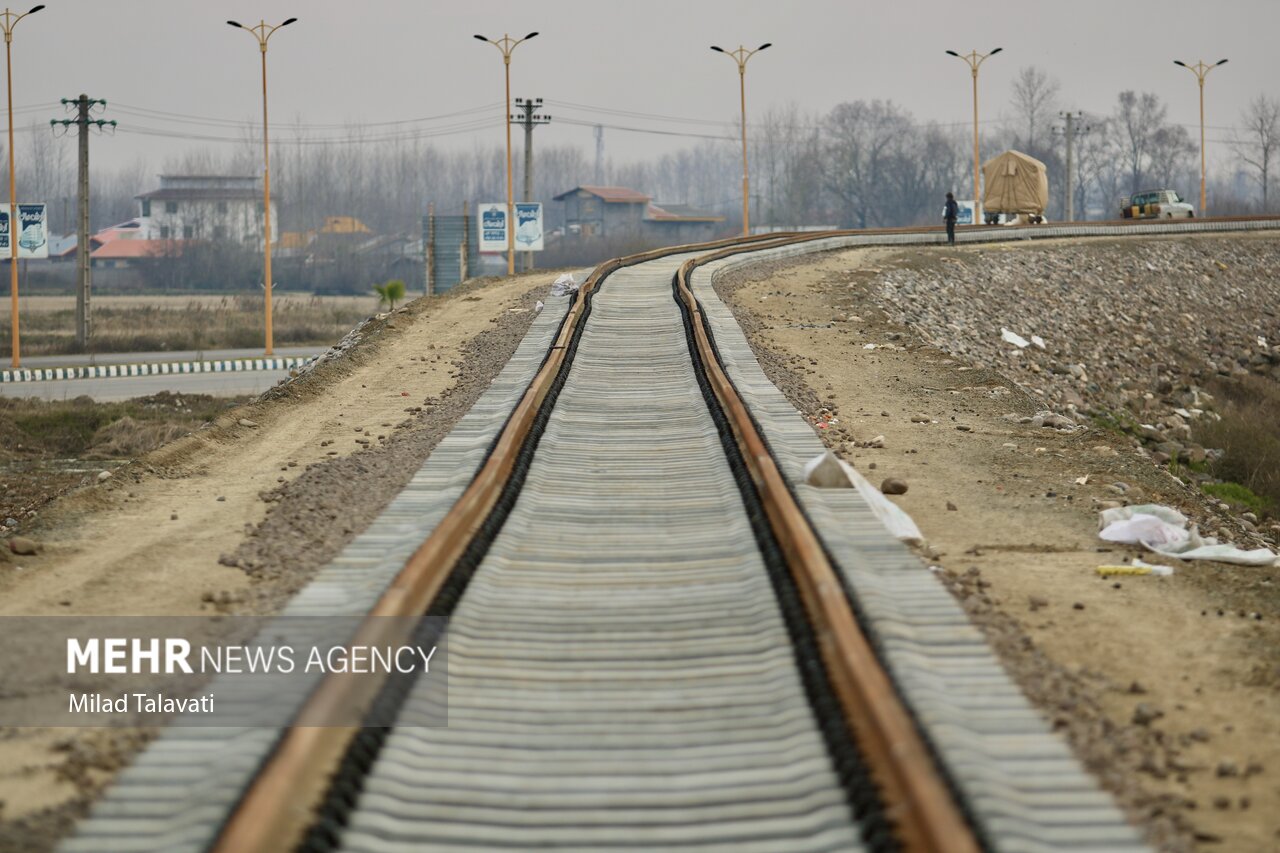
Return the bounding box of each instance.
[373,279,406,311]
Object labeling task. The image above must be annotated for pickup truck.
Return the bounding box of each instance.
[1120,190,1195,219]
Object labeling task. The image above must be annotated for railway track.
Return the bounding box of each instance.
[66,220,1280,852]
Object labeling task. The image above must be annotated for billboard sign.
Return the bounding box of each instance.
[478,202,508,252]
[0,203,48,259]
[514,202,543,251]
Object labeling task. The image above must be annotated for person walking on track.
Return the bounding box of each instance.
[944,192,959,246]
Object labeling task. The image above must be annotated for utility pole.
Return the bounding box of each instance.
[1056,111,1089,222]
[593,124,604,185]
[513,97,549,271]
[51,95,113,350]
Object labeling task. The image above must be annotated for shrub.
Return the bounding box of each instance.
[1198,375,1280,516]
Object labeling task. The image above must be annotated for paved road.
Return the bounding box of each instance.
[0,369,292,401]
[9,345,325,370]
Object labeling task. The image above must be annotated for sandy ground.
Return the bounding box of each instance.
[717,245,1279,853]
[0,269,561,851]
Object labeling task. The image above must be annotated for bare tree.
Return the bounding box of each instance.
[1112,90,1177,194]
[1233,94,1280,210]
[1009,66,1060,154]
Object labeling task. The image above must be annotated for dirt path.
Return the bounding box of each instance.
[717,245,1279,853]
[0,269,564,851]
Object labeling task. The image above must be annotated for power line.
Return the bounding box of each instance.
[107,100,504,132]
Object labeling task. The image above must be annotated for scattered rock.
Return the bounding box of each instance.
[880,478,908,495]
[237,418,259,428]
[1132,703,1164,726]
[1028,595,1049,611]
[1216,760,1239,778]
[946,501,958,511]
[7,536,41,556]
[910,414,930,423]
[97,470,113,482]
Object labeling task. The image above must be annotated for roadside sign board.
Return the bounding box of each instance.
[514,202,543,251]
[478,202,508,252]
[0,203,48,258]
[956,200,977,226]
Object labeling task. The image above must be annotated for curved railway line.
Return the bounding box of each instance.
[64,218,1280,852]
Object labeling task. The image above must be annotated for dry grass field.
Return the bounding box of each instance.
[0,293,401,355]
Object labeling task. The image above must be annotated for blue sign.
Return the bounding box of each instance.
[514,202,543,251]
[0,203,48,258]
[479,203,508,251]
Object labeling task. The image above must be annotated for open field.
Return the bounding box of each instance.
[0,293,405,356]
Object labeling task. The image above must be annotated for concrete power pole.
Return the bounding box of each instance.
[513,97,550,272]
[1057,111,1088,222]
[52,95,113,349]
[594,124,604,184]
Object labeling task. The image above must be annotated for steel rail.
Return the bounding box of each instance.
[674,237,980,852]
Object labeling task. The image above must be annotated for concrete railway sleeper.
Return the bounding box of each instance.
[65,219,1280,853]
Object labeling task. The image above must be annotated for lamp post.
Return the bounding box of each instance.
[475,31,538,277]
[228,16,296,356]
[710,42,770,237]
[1174,58,1227,215]
[3,4,42,369]
[945,47,1002,221]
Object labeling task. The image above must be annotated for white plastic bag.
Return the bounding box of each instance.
[550,273,579,297]
[801,452,923,545]
[1099,504,1278,566]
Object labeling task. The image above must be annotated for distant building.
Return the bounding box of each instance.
[277,216,373,257]
[553,185,725,244]
[135,175,277,244]
[85,219,168,269]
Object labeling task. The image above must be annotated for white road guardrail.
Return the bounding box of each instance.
[0,356,315,384]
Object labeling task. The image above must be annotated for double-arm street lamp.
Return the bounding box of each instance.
[228,16,296,356]
[1174,58,1227,215]
[3,4,43,369]
[710,42,770,237]
[475,31,538,277]
[945,47,1002,219]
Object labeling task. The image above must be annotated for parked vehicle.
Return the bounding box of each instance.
[1119,190,1195,219]
[982,150,1048,225]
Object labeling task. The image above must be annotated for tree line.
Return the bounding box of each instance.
[0,67,1274,289]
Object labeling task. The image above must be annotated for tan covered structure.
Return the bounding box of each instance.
[982,150,1048,216]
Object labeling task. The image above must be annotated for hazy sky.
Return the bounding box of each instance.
[7,0,1278,178]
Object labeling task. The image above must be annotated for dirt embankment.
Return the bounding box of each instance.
[717,237,1279,853]
[0,269,563,852]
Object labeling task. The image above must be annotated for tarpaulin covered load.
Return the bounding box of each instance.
[982,150,1049,215]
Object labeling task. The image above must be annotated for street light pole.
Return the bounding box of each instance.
[3,4,42,369]
[1174,58,1227,215]
[476,32,538,277]
[228,16,296,356]
[945,47,1002,222]
[711,43,770,237]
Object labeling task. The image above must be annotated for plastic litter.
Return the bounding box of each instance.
[801,452,923,545]
[1096,558,1174,577]
[550,273,579,297]
[1001,328,1030,348]
[1031,335,1046,350]
[1098,504,1279,566]
[802,451,852,489]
